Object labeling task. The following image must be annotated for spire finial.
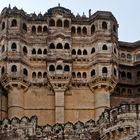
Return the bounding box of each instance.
[89,9,91,17]
[8,4,11,9]
[58,3,60,7]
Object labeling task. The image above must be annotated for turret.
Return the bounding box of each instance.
[0,6,30,119]
[88,11,119,120]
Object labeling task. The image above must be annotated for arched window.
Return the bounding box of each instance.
[11,43,17,51]
[91,69,95,77]
[127,54,132,60]
[49,43,55,49]
[122,88,126,95]
[38,49,42,54]
[32,49,36,54]
[91,48,95,54]
[43,26,47,32]
[83,27,87,35]
[72,72,76,78]
[83,49,87,55]
[56,43,63,49]
[77,27,81,35]
[77,49,82,55]
[64,43,70,49]
[23,46,28,54]
[136,53,140,61]
[127,72,132,79]
[113,25,116,33]
[11,65,17,72]
[49,65,55,71]
[116,87,120,94]
[72,49,76,55]
[23,23,27,32]
[23,68,28,76]
[37,26,42,32]
[102,44,107,50]
[57,19,62,27]
[121,71,126,79]
[32,72,36,79]
[102,21,107,30]
[1,67,5,75]
[11,19,17,27]
[114,48,117,54]
[2,45,5,53]
[137,88,140,93]
[2,22,5,30]
[83,72,87,78]
[128,89,132,96]
[114,68,117,76]
[49,19,55,26]
[43,72,47,78]
[43,49,47,55]
[71,27,76,34]
[102,67,108,75]
[32,26,36,33]
[137,71,140,79]
[64,20,69,28]
[121,53,126,59]
[64,65,70,71]
[38,72,42,78]
[77,72,81,78]
[91,24,95,34]
[56,65,62,70]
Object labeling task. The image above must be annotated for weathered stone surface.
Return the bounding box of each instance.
[0,5,140,140]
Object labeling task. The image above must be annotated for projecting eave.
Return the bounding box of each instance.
[119,40,140,48]
[90,11,118,25]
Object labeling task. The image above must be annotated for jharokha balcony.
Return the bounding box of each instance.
[0,72,29,89]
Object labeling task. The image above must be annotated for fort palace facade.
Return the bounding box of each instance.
[0,5,140,140]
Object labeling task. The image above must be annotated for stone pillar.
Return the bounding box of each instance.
[55,90,64,123]
[8,87,24,119]
[94,87,110,121]
[0,94,8,119]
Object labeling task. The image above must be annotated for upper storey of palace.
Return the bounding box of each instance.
[0,5,118,40]
[1,5,140,65]
[0,5,117,25]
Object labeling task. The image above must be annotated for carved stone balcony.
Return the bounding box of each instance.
[0,72,30,90]
[7,51,21,60]
[47,50,72,61]
[89,75,118,92]
[47,72,71,91]
[31,78,48,86]
[90,53,119,65]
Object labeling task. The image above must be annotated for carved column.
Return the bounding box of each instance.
[55,89,64,123]
[8,86,24,119]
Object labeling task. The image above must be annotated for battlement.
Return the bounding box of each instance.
[0,5,117,23]
[0,104,140,139]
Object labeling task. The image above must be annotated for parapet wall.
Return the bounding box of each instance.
[0,104,140,140]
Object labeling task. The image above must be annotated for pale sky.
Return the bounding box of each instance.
[0,0,140,42]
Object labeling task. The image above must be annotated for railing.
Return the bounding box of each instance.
[48,72,71,80]
[31,78,47,84]
[47,50,71,59]
[98,104,140,127]
[0,72,29,86]
[89,75,118,82]
[1,51,29,62]
[72,78,88,83]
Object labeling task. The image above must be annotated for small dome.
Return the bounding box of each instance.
[47,6,74,17]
